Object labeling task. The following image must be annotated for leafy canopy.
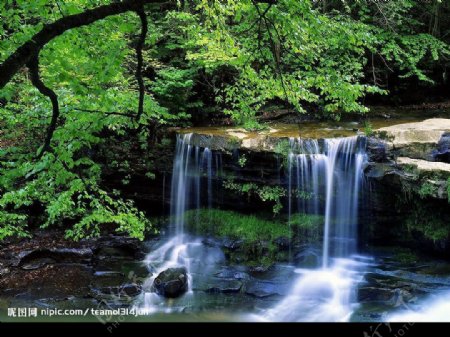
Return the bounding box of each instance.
[0,0,449,240]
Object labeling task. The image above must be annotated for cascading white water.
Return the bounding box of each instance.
[263,136,367,322]
[322,137,365,267]
[388,290,450,322]
[140,133,222,311]
[287,138,325,221]
[139,133,368,319]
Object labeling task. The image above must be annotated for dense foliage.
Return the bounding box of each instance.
[0,0,449,241]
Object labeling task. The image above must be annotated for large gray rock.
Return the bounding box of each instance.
[366,137,390,163]
[434,132,450,163]
[377,118,450,147]
[152,267,188,298]
[94,236,145,259]
[397,157,450,174]
[245,280,289,298]
[204,280,243,294]
[376,118,450,160]
[14,248,93,268]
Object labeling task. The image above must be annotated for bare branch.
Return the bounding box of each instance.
[135,8,148,121]
[27,55,60,159]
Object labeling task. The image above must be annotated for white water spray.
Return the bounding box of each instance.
[140,134,221,311]
[264,136,367,322]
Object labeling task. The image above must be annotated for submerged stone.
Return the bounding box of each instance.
[204,280,243,294]
[152,267,188,298]
[222,238,244,251]
[0,267,10,276]
[245,281,287,298]
[14,248,93,268]
[21,257,56,270]
[214,268,250,281]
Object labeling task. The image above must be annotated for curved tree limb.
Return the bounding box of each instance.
[0,0,277,90]
[135,8,148,121]
[27,55,60,159]
[252,0,288,100]
[0,0,168,89]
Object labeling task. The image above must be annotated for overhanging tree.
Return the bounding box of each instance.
[0,0,449,241]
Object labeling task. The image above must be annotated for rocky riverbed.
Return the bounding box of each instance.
[1,230,450,322]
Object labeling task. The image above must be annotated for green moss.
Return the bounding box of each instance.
[242,120,268,132]
[373,130,395,142]
[447,177,450,203]
[184,208,290,242]
[180,208,323,265]
[418,181,438,199]
[238,154,247,168]
[289,213,324,242]
[405,204,450,242]
[400,163,420,177]
[274,139,290,156]
[227,136,241,148]
[295,190,314,200]
[393,248,419,264]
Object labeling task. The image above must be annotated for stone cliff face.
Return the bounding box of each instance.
[365,119,450,200]
[376,118,450,160]
[113,119,450,257]
[183,119,450,256]
[359,119,450,256]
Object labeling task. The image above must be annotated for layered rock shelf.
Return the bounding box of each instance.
[175,118,450,257]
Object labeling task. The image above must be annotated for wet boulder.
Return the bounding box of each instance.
[294,245,321,267]
[94,235,145,259]
[214,267,250,281]
[204,280,243,294]
[249,265,270,273]
[273,236,291,251]
[0,267,10,276]
[152,267,188,298]
[434,132,450,163]
[245,280,288,298]
[13,248,93,269]
[367,138,388,163]
[222,238,243,251]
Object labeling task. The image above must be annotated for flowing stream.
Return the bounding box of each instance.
[135,132,450,322]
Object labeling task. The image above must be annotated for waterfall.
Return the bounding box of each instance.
[140,133,221,311]
[286,136,365,266]
[140,133,368,320]
[168,133,216,238]
[322,137,366,267]
[264,136,367,322]
[287,138,325,222]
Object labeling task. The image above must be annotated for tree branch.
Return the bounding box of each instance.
[135,8,148,121]
[0,0,169,89]
[252,1,289,101]
[27,55,60,159]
